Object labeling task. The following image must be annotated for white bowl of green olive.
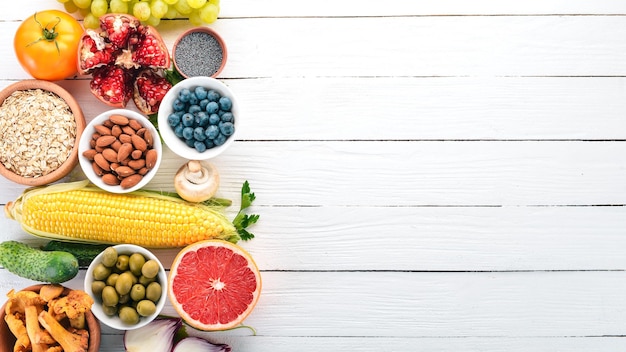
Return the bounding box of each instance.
[84,244,167,330]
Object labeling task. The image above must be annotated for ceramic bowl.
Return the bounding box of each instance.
[84,244,167,331]
[157,76,239,160]
[172,26,227,79]
[0,284,101,352]
[78,109,162,193]
[0,80,85,186]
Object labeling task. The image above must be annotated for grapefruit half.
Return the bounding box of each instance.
[168,240,262,331]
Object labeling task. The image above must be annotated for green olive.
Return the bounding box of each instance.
[116,254,130,272]
[129,253,146,276]
[118,293,131,305]
[102,304,117,316]
[101,286,119,307]
[101,247,118,267]
[136,300,157,317]
[145,281,162,303]
[92,263,112,281]
[130,284,146,301]
[138,275,156,286]
[115,272,135,295]
[91,280,106,297]
[105,273,120,287]
[118,306,140,325]
[141,259,160,279]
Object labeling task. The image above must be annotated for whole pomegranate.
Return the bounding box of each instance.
[78,13,172,115]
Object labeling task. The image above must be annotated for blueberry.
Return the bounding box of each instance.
[182,127,194,140]
[207,89,220,102]
[194,86,208,100]
[185,138,196,148]
[219,121,235,136]
[206,101,219,114]
[199,99,209,110]
[205,125,219,139]
[209,113,220,125]
[174,123,184,138]
[193,127,206,141]
[167,113,181,127]
[214,133,227,146]
[196,111,209,127]
[172,98,185,111]
[218,97,232,111]
[188,104,202,114]
[194,141,207,152]
[181,113,195,127]
[188,94,199,105]
[204,139,215,149]
[178,88,191,102]
[220,112,234,122]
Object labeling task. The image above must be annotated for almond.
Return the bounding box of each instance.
[82,149,97,161]
[94,125,112,136]
[122,126,136,135]
[128,119,142,131]
[131,134,147,152]
[143,130,154,147]
[117,143,133,162]
[128,159,146,170]
[102,173,120,186]
[109,114,130,126]
[93,153,110,170]
[138,167,149,175]
[119,134,132,144]
[115,166,136,177]
[96,135,117,147]
[102,148,118,163]
[111,140,122,152]
[111,125,123,137]
[92,162,104,176]
[102,119,114,128]
[120,174,143,189]
[131,150,143,160]
[145,149,158,169]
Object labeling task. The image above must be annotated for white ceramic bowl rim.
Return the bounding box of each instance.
[157,76,238,160]
[84,244,167,331]
[78,109,162,193]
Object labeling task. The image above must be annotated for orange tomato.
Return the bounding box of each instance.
[14,10,84,81]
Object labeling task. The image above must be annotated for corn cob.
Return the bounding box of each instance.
[5,180,258,248]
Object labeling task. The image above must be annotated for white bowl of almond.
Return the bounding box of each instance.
[78,109,162,193]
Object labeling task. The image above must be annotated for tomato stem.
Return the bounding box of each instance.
[27,12,61,55]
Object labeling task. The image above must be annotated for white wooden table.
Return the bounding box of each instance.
[2,1,626,350]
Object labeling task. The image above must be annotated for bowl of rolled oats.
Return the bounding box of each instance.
[0,80,85,186]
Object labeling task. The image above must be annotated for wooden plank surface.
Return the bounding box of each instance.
[0,1,625,351]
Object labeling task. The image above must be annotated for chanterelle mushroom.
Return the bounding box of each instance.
[174,160,220,202]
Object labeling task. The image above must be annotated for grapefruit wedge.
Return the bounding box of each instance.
[168,240,261,331]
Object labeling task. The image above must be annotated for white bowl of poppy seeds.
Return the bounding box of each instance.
[172,27,227,78]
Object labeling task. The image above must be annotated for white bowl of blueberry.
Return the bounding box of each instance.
[157,76,238,160]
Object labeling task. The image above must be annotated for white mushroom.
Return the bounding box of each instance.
[174,160,219,202]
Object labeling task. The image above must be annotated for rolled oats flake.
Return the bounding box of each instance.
[0,88,76,178]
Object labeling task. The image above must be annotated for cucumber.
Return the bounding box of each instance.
[0,241,79,283]
[42,240,109,267]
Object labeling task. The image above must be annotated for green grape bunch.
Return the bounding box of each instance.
[57,0,221,28]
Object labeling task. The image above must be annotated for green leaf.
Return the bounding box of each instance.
[232,181,260,241]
